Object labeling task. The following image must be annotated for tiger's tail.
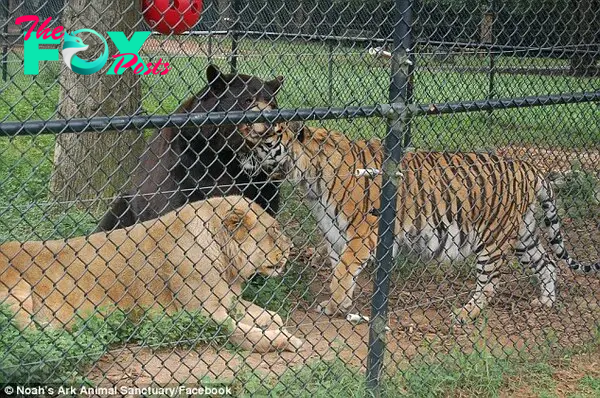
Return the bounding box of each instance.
[537,177,600,274]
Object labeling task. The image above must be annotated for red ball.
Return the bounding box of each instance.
[142,0,203,35]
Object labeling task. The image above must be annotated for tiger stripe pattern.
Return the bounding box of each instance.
[241,123,600,322]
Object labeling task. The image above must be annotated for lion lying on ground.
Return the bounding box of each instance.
[0,196,302,353]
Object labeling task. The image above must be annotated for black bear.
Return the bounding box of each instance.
[96,65,283,231]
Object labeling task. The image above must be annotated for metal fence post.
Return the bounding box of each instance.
[229,0,240,73]
[1,25,7,83]
[328,40,334,104]
[485,0,496,103]
[366,0,413,395]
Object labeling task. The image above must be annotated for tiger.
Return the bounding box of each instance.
[240,122,600,323]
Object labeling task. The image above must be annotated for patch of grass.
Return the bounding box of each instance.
[526,363,558,398]
[397,349,516,397]
[233,355,365,398]
[576,375,600,396]
[0,136,54,204]
[507,354,600,398]
[228,341,600,398]
[0,305,104,385]
[229,348,526,398]
[0,305,231,385]
[0,205,98,242]
[0,134,101,241]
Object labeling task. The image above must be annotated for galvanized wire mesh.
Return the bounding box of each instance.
[0,0,599,396]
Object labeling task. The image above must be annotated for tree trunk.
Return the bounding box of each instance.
[570,0,599,76]
[50,0,144,206]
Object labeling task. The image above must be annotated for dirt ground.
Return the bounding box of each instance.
[87,145,600,394]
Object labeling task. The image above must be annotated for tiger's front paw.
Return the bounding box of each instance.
[531,297,554,308]
[453,302,482,325]
[316,297,352,316]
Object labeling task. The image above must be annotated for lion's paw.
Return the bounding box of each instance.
[288,336,304,351]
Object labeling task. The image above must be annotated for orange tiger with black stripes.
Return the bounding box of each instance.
[240,122,600,323]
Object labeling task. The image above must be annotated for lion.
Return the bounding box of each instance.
[0,196,303,353]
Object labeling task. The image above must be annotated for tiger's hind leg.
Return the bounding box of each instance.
[516,206,557,308]
[454,244,506,324]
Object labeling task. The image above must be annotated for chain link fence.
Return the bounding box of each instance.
[0,0,599,396]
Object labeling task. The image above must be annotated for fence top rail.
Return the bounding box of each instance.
[185,29,392,44]
[0,91,598,137]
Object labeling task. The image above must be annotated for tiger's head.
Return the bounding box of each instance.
[239,121,305,176]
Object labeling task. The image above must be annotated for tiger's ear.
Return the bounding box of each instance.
[266,76,284,94]
[222,208,255,240]
[206,64,227,93]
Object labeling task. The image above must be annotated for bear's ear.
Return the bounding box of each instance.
[266,75,284,94]
[206,64,227,92]
[222,208,255,240]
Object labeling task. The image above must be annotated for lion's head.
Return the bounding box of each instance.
[213,197,292,281]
